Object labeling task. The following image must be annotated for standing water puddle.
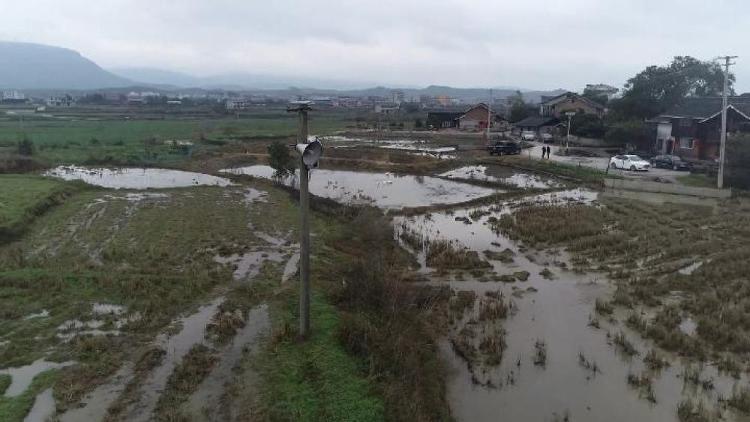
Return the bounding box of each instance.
[440,165,562,189]
[45,166,232,189]
[25,388,55,422]
[221,165,497,209]
[1,359,75,397]
[397,193,747,421]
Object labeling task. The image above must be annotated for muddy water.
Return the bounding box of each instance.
[45,166,232,189]
[440,165,562,189]
[0,359,75,397]
[182,304,270,420]
[398,198,748,422]
[25,388,55,422]
[59,363,135,422]
[214,251,285,283]
[221,165,497,209]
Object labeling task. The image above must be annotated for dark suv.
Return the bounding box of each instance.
[650,155,691,171]
[487,141,520,156]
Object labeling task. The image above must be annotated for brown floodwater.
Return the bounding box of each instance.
[397,193,750,422]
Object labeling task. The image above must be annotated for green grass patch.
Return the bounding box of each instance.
[260,292,384,422]
[0,175,77,240]
[484,155,610,185]
[676,173,716,188]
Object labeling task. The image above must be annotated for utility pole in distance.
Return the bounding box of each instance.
[717,55,737,189]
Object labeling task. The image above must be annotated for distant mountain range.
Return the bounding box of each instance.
[0,41,566,102]
[0,41,132,89]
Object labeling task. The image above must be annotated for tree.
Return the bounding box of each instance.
[267,141,296,178]
[604,120,649,148]
[508,91,536,123]
[726,134,750,189]
[612,56,733,120]
[17,136,34,156]
[581,89,608,107]
[571,113,605,138]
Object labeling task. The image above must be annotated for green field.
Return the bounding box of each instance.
[0,108,358,166]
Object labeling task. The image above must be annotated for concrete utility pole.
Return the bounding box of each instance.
[288,102,312,339]
[717,55,738,189]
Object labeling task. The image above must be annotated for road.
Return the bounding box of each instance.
[524,141,686,183]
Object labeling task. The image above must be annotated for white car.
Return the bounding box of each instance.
[521,131,536,141]
[541,132,553,143]
[609,154,650,171]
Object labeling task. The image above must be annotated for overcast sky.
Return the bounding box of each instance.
[2,0,748,92]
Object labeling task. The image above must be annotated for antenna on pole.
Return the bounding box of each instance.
[717,55,737,189]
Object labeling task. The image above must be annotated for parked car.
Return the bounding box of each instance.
[609,154,650,171]
[488,141,520,156]
[521,131,536,141]
[541,132,553,143]
[650,154,691,171]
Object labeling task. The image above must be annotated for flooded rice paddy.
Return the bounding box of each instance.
[222,165,497,209]
[45,165,232,189]
[396,189,749,421]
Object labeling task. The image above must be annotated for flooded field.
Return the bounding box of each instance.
[439,165,563,189]
[45,166,232,189]
[396,189,750,422]
[222,165,497,209]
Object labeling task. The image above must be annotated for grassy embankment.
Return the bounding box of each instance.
[246,202,451,421]
[480,155,611,185]
[0,175,82,241]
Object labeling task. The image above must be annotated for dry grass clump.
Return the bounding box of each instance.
[594,298,613,316]
[483,248,515,263]
[533,339,547,367]
[643,349,670,371]
[612,331,638,356]
[677,399,716,422]
[479,328,506,366]
[626,371,657,403]
[426,239,491,271]
[450,290,477,317]
[490,204,606,247]
[728,384,750,413]
[478,295,509,321]
[513,270,530,281]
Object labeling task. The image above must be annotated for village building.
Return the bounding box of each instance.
[539,92,605,118]
[458,103,504,131]
[512,116,561,138]
[648,96,750,160]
